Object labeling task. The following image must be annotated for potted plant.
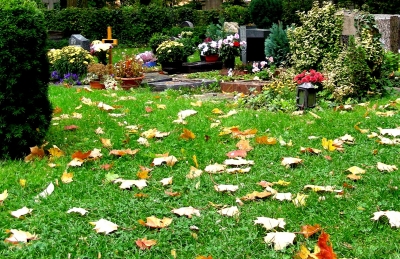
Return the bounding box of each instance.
[90,40,113,65]
[198,39,220,62]
[294,69,325,91]
[156,40,186,73]
[87,63,113,89]
[114,55,145,90]
[218,33,247,69]
[137,51,157,67]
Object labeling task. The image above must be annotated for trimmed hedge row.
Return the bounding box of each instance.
[44,5,250,47]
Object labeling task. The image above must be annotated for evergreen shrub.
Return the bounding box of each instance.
[264,23,290,67]
[0,0,53,159]
[248,0,282,29]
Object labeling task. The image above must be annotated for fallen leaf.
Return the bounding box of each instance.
[180,128,196,140]
[160,177,173,186]
[187,166,203,178]
[218,206,239,217]
[223,158,254,166]
[347,166,365,175]
[377,162,398,172]
[308,111,321,119]
[101,164,113,170]
[90,219,118,234]
[19,179,26,187]
[48,145,64,158]
[89,148,102,159]
[134,193,148,198]
[315,232,337,259]
[190,101,202,107]
[378,127,400,137]
[98,102,115,111]
[24,145,45,162]
[338,134,355,144]
[64,125,79,131]
[273,180,290,186]
[101,138,112,148]
[67,207,88,215]
[137,170,150,179]
[256,136,277,145]
[109,149,139,156]
[300,224,321,238]
[196,255,213,259]
[72,150,92,160]
[214,184,239,192]
[273,192,292,201]
[165,190,181,197]
[61,172,74,183]
[354,122,369,133]
[151,156,178,166]
[376,111,396,117]
[204,163,226,173]
[104,173,119,183]
[241,191,272,201]
[294,245,317,259]
[257,181,273,188]
[211,108,224,114]
[156,104,166,109]
[4,229,38,244]
[177,109,197,119]
[264,232,296,250]
[137,137,150,147]
[34,182,54,201]
[281,157,303,167]
[371,211,400,228]
[225,167,251,173]
[136,237,157,250]
[347,174,361,180]
[321,138,336,151]
[114,179,147,190]
[304,185,335,192]
[300,147,322,155]
[95,127,104,135]
[236,139,253,151]
[145,216,173,228]
[292,193,308,207]
[67,158,84,167]
[226,150,247,158]
[254,217,286,230]
[219,109,238,118]
[0,190,8,203]
[11,207,33,218]
[171,206,201,218]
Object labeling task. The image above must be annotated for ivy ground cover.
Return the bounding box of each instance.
[1,86,400,258]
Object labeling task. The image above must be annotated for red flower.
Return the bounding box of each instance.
[233,41,240,47]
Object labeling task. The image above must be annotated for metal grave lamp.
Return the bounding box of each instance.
[296,82,318,109]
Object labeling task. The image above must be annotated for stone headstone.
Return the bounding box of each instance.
[341,11,357,35]
[239,26,270,63]
[69,34,90,52]
[224,22,239,34]
[180,21,194,28]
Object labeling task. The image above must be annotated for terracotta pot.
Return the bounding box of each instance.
[118,76,145,90]
[205,54,219,62]
[89,80,106,90]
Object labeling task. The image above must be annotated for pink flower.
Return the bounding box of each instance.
[268,56,274,63]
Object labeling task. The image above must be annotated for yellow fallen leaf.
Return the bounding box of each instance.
[347,166,365,175]
[61,172,74,184]
[157,104,166,109]
[19,179,26,187]
[101,138,112,148]
[180,128,196,140]
[321,138,336,151]
[211,108,223,114]
[292,193,308,207]
[190,100,202,107]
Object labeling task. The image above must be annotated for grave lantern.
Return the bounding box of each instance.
[296,83,317,109]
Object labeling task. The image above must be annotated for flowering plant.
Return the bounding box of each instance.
[48,46,94,78]
[137,51,157,63]
[51,71,82,86]
[103,75,119,90]
[90,40,113,65]
[156,40,186,63]
[87,63,113,80]
[294,69,325,84]
[198,40,219,56]
[218,34,246,61]
[114,55,144,78]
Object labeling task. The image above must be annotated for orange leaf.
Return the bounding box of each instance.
[24,146,45,162]
[236,139,253,151]
[196,256,213,259]
[71,150,92,160]
[136,237,157,250]
[145,106,153,113]
[256,136,277,145]
[134,193,148,198]
[300,224,321,238]
[53,106,62,114]
[64,125,78,131]
[144,216,172,229]
[180,128,195,140]
[101,164,113,170]
[137,219,146,226]
[226,150,247,158]
[137,170,149,179]
[315,232,337,259]
[165,190,181,197]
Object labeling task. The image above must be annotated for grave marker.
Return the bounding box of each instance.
[239,26,270,63]
[102,26,118,65]
[69,34,90,51]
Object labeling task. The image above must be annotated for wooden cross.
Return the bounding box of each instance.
[102,26,118,65]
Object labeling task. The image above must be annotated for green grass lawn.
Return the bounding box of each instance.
[1,86,400,258]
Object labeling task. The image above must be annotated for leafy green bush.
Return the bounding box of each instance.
[222,5,251,25]
[264,23,290,67]
[281,0,313,26]
[248,0,282,29]
[0,0,53,159]
[287,1,343,71]
[381,50,400,78]
[48,46,94,78]
[149,32,171,54]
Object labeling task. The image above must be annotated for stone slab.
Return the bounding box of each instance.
[148,79,217,91]
[220,80,269,94]
[142,72,172,84]
[182,61,223,73]
[69,34,90,52]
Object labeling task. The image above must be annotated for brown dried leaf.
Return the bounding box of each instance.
[256,136,277,145]
[64,125,78,131]
[241,191,272,201]
[180,128,196,140]
[236,139,253,151]
[145,216,173,229]
[300,224,321,238]
[109,149,139,156]
[24,146,46,162]
[136,237,157,250]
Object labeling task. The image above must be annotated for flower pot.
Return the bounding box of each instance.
[89,80,106,90]
[118,76,145,90]
[205,54,219,62]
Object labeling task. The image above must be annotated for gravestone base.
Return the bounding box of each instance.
[220,80,269,94]
[182,61,223,73]
[148,79,217,91]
